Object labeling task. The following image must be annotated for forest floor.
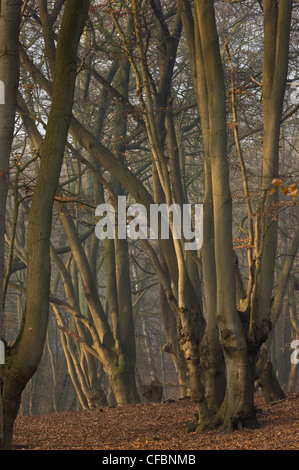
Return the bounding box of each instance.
[12,393,299,451]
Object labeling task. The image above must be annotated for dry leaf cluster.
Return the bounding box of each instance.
[12,393,299,451]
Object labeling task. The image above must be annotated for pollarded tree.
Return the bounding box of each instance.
[179,0,295,431]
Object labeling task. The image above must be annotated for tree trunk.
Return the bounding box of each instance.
[160,281,189,398]
[178,0,225,415]
[194,0,257,430]
[0,0,22,447]
[1,0,90,449]
[256,345,286,403]
[59,206,139,405]
[252,0,293,348]
[109,38,139,404]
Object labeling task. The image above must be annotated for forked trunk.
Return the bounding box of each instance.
[194,0,258,430]
[178,0,225,415]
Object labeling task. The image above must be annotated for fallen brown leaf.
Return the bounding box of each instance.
[12,393,299,451]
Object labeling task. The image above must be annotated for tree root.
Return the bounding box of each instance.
[184,408,261,434]
[195,420,217,432]
[220,411,261,433]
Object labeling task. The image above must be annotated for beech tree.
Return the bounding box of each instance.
[1,0,90,449]
[0,0,22,447]
[18,10,141,406]
[178,0,296,430]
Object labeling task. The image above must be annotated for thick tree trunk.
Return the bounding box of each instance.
[1,0,90,449]
[194,0,257,430]
[252,0,293,347]
[0,0,22,447]
[107,356,139,406]
[178,0,225,415]
[110,41,139,404]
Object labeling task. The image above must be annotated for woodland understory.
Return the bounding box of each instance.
[0,0,298,451]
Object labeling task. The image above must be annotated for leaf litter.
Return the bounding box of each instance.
[12,393,299,450]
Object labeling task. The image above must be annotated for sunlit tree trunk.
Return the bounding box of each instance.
[190,0,292,430]
[178,0,225,416]
[193,0,255,430]
[159,260,190,398]
[108,31,139,403]
[128,0,210,420]
[253,0,293,347]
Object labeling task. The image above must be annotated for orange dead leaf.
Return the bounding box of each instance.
[289,188,299,198]
[272,178,282,187]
